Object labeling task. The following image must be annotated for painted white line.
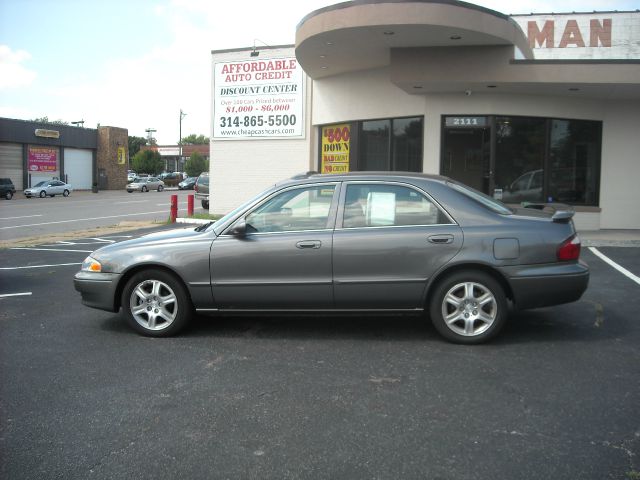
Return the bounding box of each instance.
[0,214,43,220]
[114,200,148,204]
[588,247,640,286]
[0,211,167,230]
[0,263,81,270]
[0,292,33,298]
[10,247,94,253]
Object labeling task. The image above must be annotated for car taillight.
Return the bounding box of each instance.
[557,234,581,261]
[194,184,198,192]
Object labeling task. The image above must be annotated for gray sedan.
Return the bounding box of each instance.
[126,177,164,193]
[74,172,589,344]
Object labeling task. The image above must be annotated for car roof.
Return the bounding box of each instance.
[281,171,451,187]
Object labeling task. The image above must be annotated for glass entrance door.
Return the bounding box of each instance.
[441,120,491,194]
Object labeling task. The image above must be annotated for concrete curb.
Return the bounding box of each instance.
[175,217,211,225]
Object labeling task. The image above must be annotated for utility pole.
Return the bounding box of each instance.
[145,128,156,145]
[179,109,187,171]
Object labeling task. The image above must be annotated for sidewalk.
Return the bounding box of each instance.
[577,229,640,247]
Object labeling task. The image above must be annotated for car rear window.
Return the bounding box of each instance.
[447,181,513,215]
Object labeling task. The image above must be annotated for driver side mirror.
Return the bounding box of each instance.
[229,218,247,238]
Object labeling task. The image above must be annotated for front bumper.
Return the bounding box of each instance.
[74,271,121,312]
[501,260,589,310]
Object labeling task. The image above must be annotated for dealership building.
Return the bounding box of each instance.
[210,0,640,230]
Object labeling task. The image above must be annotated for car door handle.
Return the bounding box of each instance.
[296,240,321,249]
[428,234,454,244]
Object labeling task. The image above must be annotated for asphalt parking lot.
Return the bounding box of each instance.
[1,227,639,480]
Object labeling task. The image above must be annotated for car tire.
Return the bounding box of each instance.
[202,200,209,209]
[157,185,164,192]
[429,271,507,344]
[142,186,148,193]
[39,191,46,198]
[5,191,13,200]
[121,269,192,337]
[63,190,69,197]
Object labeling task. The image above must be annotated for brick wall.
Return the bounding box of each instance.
[96,126,129,190]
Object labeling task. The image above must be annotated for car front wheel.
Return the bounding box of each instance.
[429,271,507,344]
[202,200,209,209]
[121,269,192,337]
[142,186,148,192]
[39,191,46,198]
[5,191,12,200]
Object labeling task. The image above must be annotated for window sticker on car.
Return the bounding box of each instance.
[366,192,396,226]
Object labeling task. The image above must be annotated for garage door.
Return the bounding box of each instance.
[0,143,23,190]
[64,148,93,190]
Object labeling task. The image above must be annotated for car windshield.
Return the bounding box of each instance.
[33,181,47,187]
[447,180,513,215]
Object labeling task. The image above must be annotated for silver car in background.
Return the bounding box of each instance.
[74,172,589,344]
[126,177,164,193]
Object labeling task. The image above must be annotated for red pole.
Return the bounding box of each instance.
[170,194,178,223]
[187,194,194,217]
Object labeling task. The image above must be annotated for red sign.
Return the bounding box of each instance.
[28,147,57,172]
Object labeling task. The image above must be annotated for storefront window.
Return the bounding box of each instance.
[496,117,546,203]
[442,115,601,206]
[358,117,423,172]
[392,118,423,171]
[549,119,601,205]
[360,120,390,171]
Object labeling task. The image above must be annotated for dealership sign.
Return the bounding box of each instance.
[213,57,305,139]
[512,12,640,60]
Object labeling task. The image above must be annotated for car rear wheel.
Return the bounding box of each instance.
[157,185,164,192]
[121,269,192,337]
[5,191,13,200]
[63,190,69,197]
[202,200,209,209]
[430,271,507,344]
[39,191,46,198]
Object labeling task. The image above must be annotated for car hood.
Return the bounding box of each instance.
[99,227,212,252]
[90,227,215,272]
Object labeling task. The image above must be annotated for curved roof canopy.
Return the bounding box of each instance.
[296,0,533,79]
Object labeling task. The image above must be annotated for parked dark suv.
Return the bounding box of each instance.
[0,178,16,200]
[194,172,209,209]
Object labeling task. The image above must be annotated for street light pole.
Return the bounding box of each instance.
[179,109,187,171]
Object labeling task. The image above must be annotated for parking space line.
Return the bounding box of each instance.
[0,292,33,298]
[588,247,640,286]
[0,263,81,270]
[10,247,94,253]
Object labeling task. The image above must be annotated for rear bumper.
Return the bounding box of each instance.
[501,260,589,310]
[73,271,121,312]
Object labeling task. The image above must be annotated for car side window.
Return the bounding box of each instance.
[342,184,448,227]
[246,185,336,233]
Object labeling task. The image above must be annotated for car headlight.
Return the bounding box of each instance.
[81,256,102,272]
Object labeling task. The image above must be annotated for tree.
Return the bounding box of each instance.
[32,116,68,125]
[131,150,164,175]
[181,134,209,145]
[128,136,147,158]
[184,152,209,177]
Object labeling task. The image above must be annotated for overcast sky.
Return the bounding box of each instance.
[1,0,637,144]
